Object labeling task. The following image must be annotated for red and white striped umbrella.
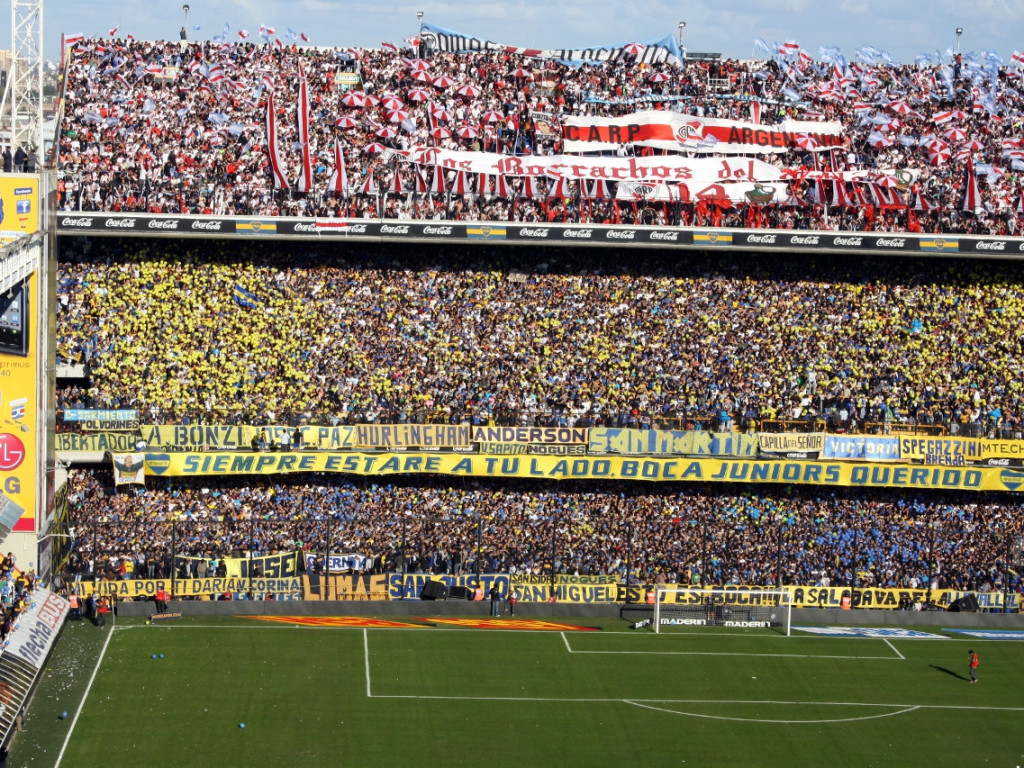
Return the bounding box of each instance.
[381,95,404,110]
[480,109,503,122]
[340,91,366,107]
[404,58,430,71]
[430,105,451,122]
[375,125,398,139]
[455,125,479,139]
[362,94,380,107]
[794,134,819,150]
[410,70,432,82]
[933,109,969,123]
[362,142,387,154]
[622,42,645,56]
[943,127,967,142]
[648,72,671,83]
[407,87,431,102]
[927,145,951,165]
[429,126,452,140]
[456,83,482,98]
[873,174,900,188]
[961,138,985,152]
[508,66,533,80]
[334,116,359,129]
[432,74,456,89]
[867,131,894,148]
[385,108,410,123]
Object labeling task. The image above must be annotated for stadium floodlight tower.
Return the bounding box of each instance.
[6,0,44,165]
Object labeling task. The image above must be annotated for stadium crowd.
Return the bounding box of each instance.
[57,238,1024,437]
[63,470,1024,599]
[55,34,1024,234]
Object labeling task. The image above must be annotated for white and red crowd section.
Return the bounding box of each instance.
[55,34,1024,234]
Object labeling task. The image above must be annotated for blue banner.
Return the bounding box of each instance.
[822,435,899,461]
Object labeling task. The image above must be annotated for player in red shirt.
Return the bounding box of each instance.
[968,650,979,683]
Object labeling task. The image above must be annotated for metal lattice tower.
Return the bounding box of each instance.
[8,0,44,160]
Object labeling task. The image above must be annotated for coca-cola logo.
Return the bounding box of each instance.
[293,223,317,233]
[789,235,820,245]
[987,458,1011,466]
[746,234,777,244]
[147,219,180,230]
[833,236,863,247]
[347,223,368,234]
[59,217,93,228]
[874,237,907,248]
[975,240,1006,251]
[191,220,223,231]
[650,231,679,241]
[518,228,549,238]
[104,218,137,229]
[563,229,593,239]
[606,230,636,240]
[423,226,453,235]
[380,224,410,234]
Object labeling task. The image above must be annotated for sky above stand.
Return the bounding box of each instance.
[8,0,1021,67]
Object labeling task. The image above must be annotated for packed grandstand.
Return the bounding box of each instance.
[51,29,1024,610]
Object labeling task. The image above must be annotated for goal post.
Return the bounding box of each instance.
[652,587,792,636]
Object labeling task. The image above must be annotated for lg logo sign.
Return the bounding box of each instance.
[0,433,26,471]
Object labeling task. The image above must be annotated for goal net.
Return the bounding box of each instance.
[652,587,792,636]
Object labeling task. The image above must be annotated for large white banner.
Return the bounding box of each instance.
[399,147,786,184]
[561,110,844,154]
[4,588,69,667]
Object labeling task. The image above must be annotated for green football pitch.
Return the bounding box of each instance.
[10,614,1024,768]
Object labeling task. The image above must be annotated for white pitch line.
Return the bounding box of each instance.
[624,699,922,724]
[54,621,119,768]
[561,632,573,653]
[364,628,373,698]
[563,649,901,660]
[365,693,1024,714]
[884,638,905,659]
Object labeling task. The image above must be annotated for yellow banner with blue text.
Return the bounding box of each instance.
[141,451,1024,491]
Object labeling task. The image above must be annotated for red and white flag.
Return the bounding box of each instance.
[962,157,980,212]
[382,41,399,53]
[296,64,314,193]
[300,32,309,42]
[430,165,446,195]
[108,25,119,37]
[265,93,290,190]
[750,100,761,125]
[327,142,348,196]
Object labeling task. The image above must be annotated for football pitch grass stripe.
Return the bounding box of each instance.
[359,626,1024,716]
[54,614,118,768]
